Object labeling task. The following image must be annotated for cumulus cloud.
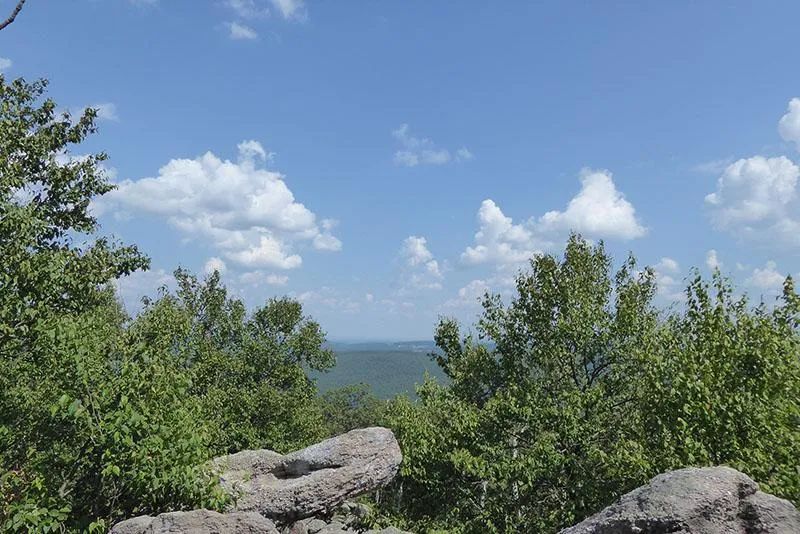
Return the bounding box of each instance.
[225,0,269,18]
[238,271,288,286]
[456,147,474,162]
[113,268,173,314]
[442,276,516,309]
[392,124,466,167]
[537,168,647,240]
[649,259,684,302]
[292,287,361,314]
[0,58,11,71]
[399,236,445,292]
[461,200,542,265]
[778,98,800,150]
[402,236,434,267]
[204,257,227,276]
[228,21,258,40]
[704,156,800,247]
[657,257,680,273]
[460,169,644,267]
[747,261,787,293]
[706,249,722,271]
[270,0,305,19]
[93,140,340,270]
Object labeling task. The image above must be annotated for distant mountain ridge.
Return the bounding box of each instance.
[324,340,440,353]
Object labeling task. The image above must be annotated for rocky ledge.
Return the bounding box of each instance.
[110,427,800,534]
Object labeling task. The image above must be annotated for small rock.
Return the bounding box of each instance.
[304,518,329,533]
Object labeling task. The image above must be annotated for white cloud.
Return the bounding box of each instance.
[706,249,722,271]
[225,0,269,18]
[204,257,227,276]
[0,58,11,71]
[461,169,645,267]
[442,275,516,309]
[747,261,786,292]
[691,157,734,174]
[402,236,434,267]
[270,0,305,19]
[293,287,361,314]
[113,268,173,314]
[461,200,544,266]
[650,259,684,302]
[398,236,445,293]
[537,168,647,240]
[704,156,800,247]
[238,271,289,286]
[227,234,302,269]
[93,140,340,270]
[456,147,474,162]
[365,293,374,303]
[228,21,258,40]
[391,124,458,167]
[778,98,800,150]
[656,257,679,273]
[93,103,119,121]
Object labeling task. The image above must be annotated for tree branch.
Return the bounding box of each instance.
[0,0,28,32]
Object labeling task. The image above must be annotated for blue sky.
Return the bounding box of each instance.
[3,1,800,340]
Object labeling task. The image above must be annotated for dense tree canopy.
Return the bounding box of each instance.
[383,236,800,533]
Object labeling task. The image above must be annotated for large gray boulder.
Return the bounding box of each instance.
[559,466,800,534]
[109,509,279,534]
[212,427,402,521]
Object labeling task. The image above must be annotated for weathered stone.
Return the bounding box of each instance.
[558,466,800,534]
[316,521,351,534]
[282,520,308,534]
[109,509,279,534]
[213,427,402,520]
[303,518,329,533]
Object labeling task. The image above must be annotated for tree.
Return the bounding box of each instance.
[0,76,148,351]
[318,383,387,437]
[387,234,659,532]
[0,1,28,32]
[128,268,337,454]
[385,235,800,533]
[638,270,800,504]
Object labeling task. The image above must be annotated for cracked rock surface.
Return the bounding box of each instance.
[212,427,402,521]
[558,466,800,534]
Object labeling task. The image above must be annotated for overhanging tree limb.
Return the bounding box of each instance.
[0,0,28,32]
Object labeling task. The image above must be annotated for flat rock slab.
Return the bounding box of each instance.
[212,427,402,521]
[109,509,279,534]
[559,466,800,534]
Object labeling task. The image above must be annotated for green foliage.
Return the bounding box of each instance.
[0,76,332,531]
[385,234,800,533]
[638,270,800,503]
[318,383,388,436]
[0,75,147,349]
[130,268,336,454]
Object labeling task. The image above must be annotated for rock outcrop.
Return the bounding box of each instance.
[213,426,402,521]
[559,466,800,534]
[109,509,279,534]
